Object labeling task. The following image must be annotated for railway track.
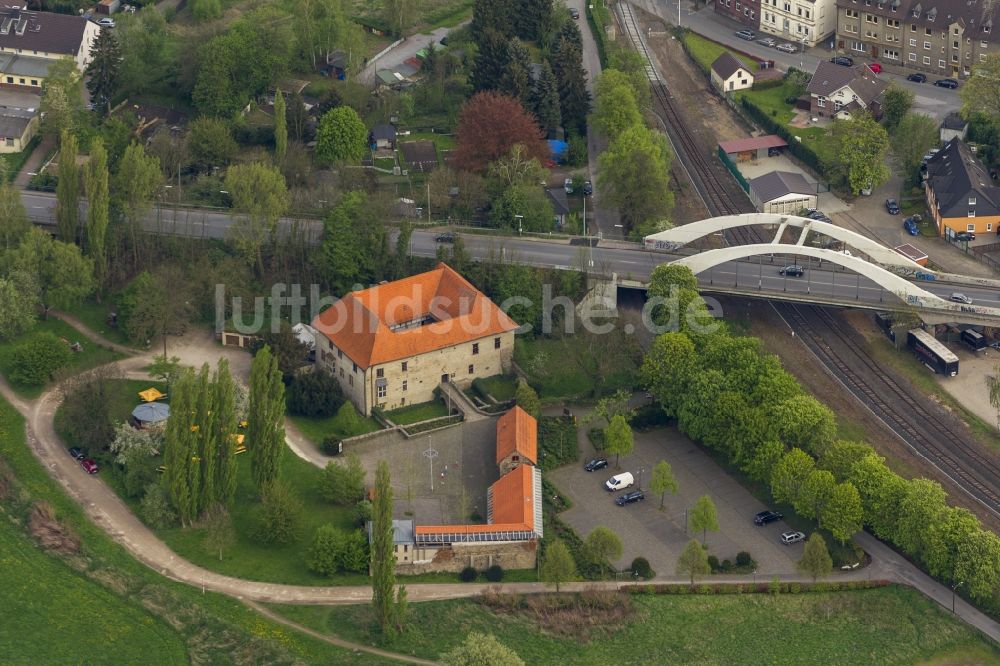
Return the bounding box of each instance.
[614,1,1000,519]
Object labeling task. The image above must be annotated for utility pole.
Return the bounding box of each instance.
[427,180,431,223]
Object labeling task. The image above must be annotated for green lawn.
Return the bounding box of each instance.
[477,374,518,401]
[267,586,1000,664]
[55,379,167,453]
[288,402,381,446]
[400,132,455,150]
[736,83,838,164]
[0,317,125,399]
[683,31,759,73]
[514,333,641,400]
[60,298,132,347]
[385,399,449,425]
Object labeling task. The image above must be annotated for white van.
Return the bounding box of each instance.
[605,472,634,492]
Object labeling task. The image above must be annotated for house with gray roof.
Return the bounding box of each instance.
[0,7,100,77]
[0,105,37,153]
[806,61,887,119]
[924,137,1000,237]
[749,170,818,213]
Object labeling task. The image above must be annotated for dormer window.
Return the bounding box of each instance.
[969,197,977,205]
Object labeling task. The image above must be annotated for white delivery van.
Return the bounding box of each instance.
[605,472,634,492]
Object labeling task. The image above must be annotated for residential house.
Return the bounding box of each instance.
[312,263,519,416]
[715,0,762,29]
[924,137,1000,237]
[710,53,755,93]
[759,0,838,47]
[0,7,100,88]
[545,187,570,228]
[939,111,968,143]
[806,60,887,118]
[0,105,38,153]
[370,124,397,150]
[749,170,818,212]
[834,0,1000,79]
[496,406,537,476]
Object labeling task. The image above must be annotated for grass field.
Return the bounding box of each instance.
[514,333,640,400]
[385,399,449,425]
[400,131,455,150]
[61,298,132,347]
[735,84,838,163]
[683,31,759,73]
[0,317,125,399]
[267,586,1000,664]
[477,374,518,401]
[288,402,381,447]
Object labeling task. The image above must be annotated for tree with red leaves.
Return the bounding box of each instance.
[453,91,548,173]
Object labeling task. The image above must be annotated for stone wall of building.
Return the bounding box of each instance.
[396,540,537,574]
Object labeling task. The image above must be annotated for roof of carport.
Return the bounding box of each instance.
[718,135,787,154]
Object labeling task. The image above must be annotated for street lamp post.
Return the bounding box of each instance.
[951,581,964,613]
[514,214,523,236]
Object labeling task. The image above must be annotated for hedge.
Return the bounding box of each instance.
[739,96,823,173]
[586,0,611,68]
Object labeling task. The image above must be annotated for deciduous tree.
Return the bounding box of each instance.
[454,92,547,172]
[797,533,833,581]
[892,113,940,179]
[254,480,303,544]
[187,118,238,172]
[225,162,290,274]
[85,137,110,294]
[819,481,863,544]
[641,332,697,418]
[248,346,285,495]
[676,538,710,584]
[689,494,719,545]
[585,526,622,576]
[959,52,1000,121]
[797,469,836,521]
[608,47,652,110]
[818,440,875,482]
[6,332,72,385]
[2,227,93,316]
[849,453,906,540]
[56,130,79,244]
[514,380,541,419]
[598,124,674,235]
[594,70,642,139]
[603,414,634,469]
[273,89,287,164]
[315,106,368,164]
[831,114,890,195]
[881,84,913,131]
[40,58,82,138]
[954,528,1000,602]
[113,143,163,263]
[164,369,198,526]
[0,181,29,251]
[371,460,396,632]
[540,538,577,591]
[767,395,837,457]
[770,448,815,507]
[116,8,169,98]
[0,271,37,341]
[202,503,236,560]
[894,478,948,560]
[212,358,239,508]
[650,459,678,509]
[442,632,524,666]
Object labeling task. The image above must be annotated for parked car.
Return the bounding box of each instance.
[778,265,805,277]
[735,29,755,40]
[583,180,593,196]
[96,17,115,27]
[907,72,927,83]
[780,531,806,544]
[903,216,920,236]
[950,292,973,304]
[805,210,831,221]
[885,198,900,215]
[934,78,959,89]
[830,55,854,66]
[754,510,784,525]
[776,43,798,53]
[570,8,580,19]
[563,178,573,194]
[435,232,455,243]
[68,447,85,460]
[955,231,976,241]
[616,490,646,506]
[756,37,777,47]
[584,457,609,472]
[80,459,99,474]
[605,472,634,492]
[867,62,882,73]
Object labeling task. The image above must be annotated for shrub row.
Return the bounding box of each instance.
[586,0,611,68]
[460,565,504,582]
[626,579,891,595]
[537,416,578,471]
[751,77,786,91]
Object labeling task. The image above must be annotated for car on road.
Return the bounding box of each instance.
[584,457,609,472]
[885,198,900,215]
[950,292,973,304]
[435,232,455,243]
[907,72,927,83]
[934,78,959,89]
[95,17,115,27]
[780,531,806,544]
[867,62,882,73]
[605,472,634,492]
[583,180,593,196]
[830,55,854,66]
[616,490,645,506]
[805,209,831,221]
[903,216,920,235]
[756,37,777,47]
[80,459,99,474]
[563,178,573,194]
[954,231,976,241]
[779,265,805,277]
[754,510,784,525]
[775,42,798,53]
[735,29,755,40]
[68,447,85,460]
[570,8,580,19]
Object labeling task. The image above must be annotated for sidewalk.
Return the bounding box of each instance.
[14,135,53,189]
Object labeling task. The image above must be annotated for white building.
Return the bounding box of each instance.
[759,0,838,47]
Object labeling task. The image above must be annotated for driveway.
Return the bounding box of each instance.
[359,23,468,86]
[549,423,803,577]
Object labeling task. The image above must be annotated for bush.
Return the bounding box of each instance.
[629,405,671,431]
[736,551,753,567]
[321,436,343,456]
[318,454,366,506]
[254,482,303,545]
[707,554,720,572]
[287,369,344,418]
[139,483,175,528]
[306,524,343,576]
[459,566,478,582]
[6,332,72,385]
[631,557,655,579]
[485,565,504,582]
[721,559,732,572]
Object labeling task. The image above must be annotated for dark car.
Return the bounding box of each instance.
[68,446,85,460]
[569,8,580,19]
[583,180,593,196]
[885,198,900,215]
[615,490,645,506]
[830,55,854,66]
[584,457,609,472]
[806,210,831,222]
[904,216,920,236]
[907,72,927,83]
[435,232,455,243]
[754,510,784,525]
[80,459,99,474]
[934,78,959,89]
[779,265,805,277]
[955,231,976,241]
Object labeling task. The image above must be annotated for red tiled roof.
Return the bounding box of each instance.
[414,523,531,535]
[311,263,519,369]
[718,135,788,154]
[495,406,537,465]
[489,464,535,528]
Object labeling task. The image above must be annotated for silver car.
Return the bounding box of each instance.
[950,293,973,305]
[757,37,777,47]
[780,531,806,545]
[776,43,798,53]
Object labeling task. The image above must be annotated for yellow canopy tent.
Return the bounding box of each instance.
[138,388,167,402]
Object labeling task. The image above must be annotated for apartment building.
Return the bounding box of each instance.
[835,0,999,78]
[759,0,838,47]
[714,0,762,30]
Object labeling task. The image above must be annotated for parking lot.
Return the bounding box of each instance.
[548,424,805,577]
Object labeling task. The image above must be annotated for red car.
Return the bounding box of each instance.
[80,459,99,474]
[868,62,882,74]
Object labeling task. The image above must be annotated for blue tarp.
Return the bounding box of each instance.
[548,140,568,162]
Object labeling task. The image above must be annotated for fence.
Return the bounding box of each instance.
[717,147,750,194]
[971,242,1000,274]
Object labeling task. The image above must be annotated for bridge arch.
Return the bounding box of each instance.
[645,213,925,271]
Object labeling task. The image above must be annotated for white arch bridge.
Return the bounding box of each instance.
[642,214,1000,326]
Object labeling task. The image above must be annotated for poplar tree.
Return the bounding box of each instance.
[371,460,396,632]
[84,136,109,296]
[55,129,79,244]
[213,358,239,507]
[248,345,285,495]
[273,89,287,164]
[164,369,198,526]
[195,363,218,513]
